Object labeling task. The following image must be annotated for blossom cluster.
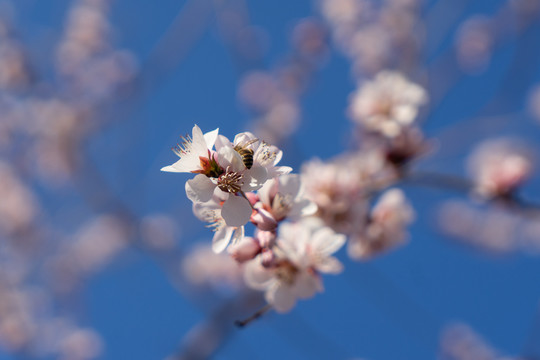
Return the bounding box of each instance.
[162,126,349,312]
[162,124,418,313]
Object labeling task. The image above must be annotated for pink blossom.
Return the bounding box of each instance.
[348,188,414,259]
[467,138,533,198]
[256,174,317,222]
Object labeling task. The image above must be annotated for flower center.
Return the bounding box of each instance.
[271,193,292,221]
[275,260,299,285]
[217,172,244,194]
[258,142,277,165]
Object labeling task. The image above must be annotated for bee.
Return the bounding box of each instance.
[234,139,259,169]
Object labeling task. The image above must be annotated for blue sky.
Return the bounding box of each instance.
[4,0,540,359]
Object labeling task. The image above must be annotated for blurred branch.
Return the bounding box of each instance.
[403,170,540,218]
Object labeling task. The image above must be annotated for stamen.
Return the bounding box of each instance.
[275,260,299,285]
[203,210,224,232]
[172,134,193,157]
[217,171,244,193]
[259,142,277,165]
[272,193,292,220]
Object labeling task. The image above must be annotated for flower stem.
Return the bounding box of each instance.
[234,304,272,328]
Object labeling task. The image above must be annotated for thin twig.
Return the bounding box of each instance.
[235,303,272,328]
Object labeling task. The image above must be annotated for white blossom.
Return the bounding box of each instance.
[184,130,292,228]
[161,124,219,174]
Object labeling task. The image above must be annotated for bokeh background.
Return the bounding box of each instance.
[2,0,540,359]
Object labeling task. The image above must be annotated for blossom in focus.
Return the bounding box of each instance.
[348,188,414,260]
[161,125,219,175]
[244,220,345,313]
[183,129,291,228]
[192,192,247,253]
[348,71,427,137]
[467,138,533,198]
[215,131,292,189]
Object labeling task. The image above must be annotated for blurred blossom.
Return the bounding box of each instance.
[291,18,329,64]
[68,215,128,273]
[56,0,137,103]
[319,0,422,76]
[237,16,330,144]
[48,215,128,293]
[244,219,345,313]
[26,99,83,183]
[238,71,282,113]
[439,323,507,360]
[140,214,179,250]
[58,328,103,360]
[238,70,302,144]
[348,188,414,260]
[301,153,382,235]
[348,71,428,138]
[319,0,372,27]
[382,126,432,168]
[527,84,540,122]
[437,200,540,254]
[0,161,38,235]
[0,289,35,351]
[467,138,533,198]
[182,244,244,291]
[455,16,493,73]
[0,19,31,90]
[510,0,540,23]
[349,25,392,75]
[0,286,49,353]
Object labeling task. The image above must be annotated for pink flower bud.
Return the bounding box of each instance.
[256,230,276,248]
[228,237,262,263]
[245,192,260,206]
[261,249,277,268]
[251,207,278,231]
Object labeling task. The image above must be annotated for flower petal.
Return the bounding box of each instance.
[191,125,210,158]
[185,174,215,203]
[244,259,274,290]
[311,227,346,256]
[279,174,301,197]
[212,226,234,253]
[242,165,268,192]
[267,283,297,313]
[203,128,219,149]
[315,256,344,274]
[291,271,320,299]
[221,195,252,227]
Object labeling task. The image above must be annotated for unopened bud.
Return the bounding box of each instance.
[245,192,260,206]
[256,230,276,248]
[251,208,278,231]
[228,237,262,263]
[261,249,277,268]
